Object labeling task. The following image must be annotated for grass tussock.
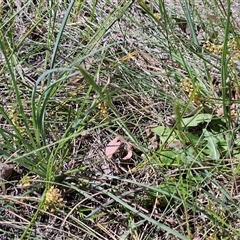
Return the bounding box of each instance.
[1,0,240,239]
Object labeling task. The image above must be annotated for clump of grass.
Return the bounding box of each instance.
[1,0,240,239]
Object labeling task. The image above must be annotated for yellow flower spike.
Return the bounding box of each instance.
[44,186,64,212]
[19,176,31,188]
[153,13,161,21]
[12,119,17,126]
[209,47,215,52]
[98,101,108,118]
[205,40,210,46]
[236,53,240,59]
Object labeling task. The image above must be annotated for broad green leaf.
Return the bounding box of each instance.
[151,126,167,136]
[203,129,220,159]
[181,113,212,127]
[151,126,176,142]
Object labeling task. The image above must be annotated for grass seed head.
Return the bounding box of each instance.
[98,101,108,118]
[19,176,31,188]
[44,186,64,212]
[180,78,203,105]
